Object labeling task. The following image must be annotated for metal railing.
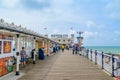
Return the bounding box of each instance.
[82,48,120,77]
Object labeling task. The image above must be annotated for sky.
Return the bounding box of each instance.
[0,0,120,46]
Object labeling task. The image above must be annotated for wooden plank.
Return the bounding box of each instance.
[18,50,114,80]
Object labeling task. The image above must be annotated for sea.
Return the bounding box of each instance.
[85,46,120,55]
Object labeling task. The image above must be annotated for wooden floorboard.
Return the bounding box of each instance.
[18,50,115,80]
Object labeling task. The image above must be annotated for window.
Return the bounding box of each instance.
[3,41,11,53]
[68,40,70,42]
[63,40,65,42]
[59,40,61,42]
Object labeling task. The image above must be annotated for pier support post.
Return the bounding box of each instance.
[15,34,20,75]
[101,52,104,69]
[111,54,115,77]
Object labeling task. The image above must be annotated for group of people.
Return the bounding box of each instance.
[61,45,70,52]
[72,45,83,55]
[20,47,45,67]
[72,45,78,54]
[19,45,81,67]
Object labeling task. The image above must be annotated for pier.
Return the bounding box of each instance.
[1,50,114,80]
[0,0,120,79]
[0,19,117,80]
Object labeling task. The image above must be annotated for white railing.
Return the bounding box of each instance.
[83,48,120,77]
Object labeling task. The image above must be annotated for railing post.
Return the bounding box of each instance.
[86,49,89,58]
[101,52,104,69]
[95,50,97,65]
[111,54,115,77]
[90,49,92,61]
[87,49,89,59]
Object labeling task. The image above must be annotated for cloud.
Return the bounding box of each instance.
[83,31,98,39]
[52,29,59,34]
[0,0,20,8]
[20,0,51,10]
[86,21,95,28]
[85,20,106,30]
[0,0,120,46]
[105,0,120,20]
[52,0,73,6]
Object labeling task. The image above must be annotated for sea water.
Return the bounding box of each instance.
[85,46,120,54]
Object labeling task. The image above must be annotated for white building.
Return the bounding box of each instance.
[51,34,74,45]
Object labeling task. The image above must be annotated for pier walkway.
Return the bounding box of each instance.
[0,50,115,80]
[17,50,114,80]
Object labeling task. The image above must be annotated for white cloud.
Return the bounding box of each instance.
[52,0,73,6]
[1,0,20,8]
[52,29,59,34]
[105,0,120,20]
[36,0,47,3]
[0,0,120,46]
[0,0,90,35]
[86,21,95,28]
[83,31,98,39]
[85,20,106,30]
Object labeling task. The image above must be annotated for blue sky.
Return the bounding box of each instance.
[0,0,120,46]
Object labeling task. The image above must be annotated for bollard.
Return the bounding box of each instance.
[15,52,20,75]
[101,52,104,69]
[33,49,36,64]
[111,54,115,77]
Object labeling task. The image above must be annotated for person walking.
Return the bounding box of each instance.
[20,47,27,67]
[61,45,65,52]
[72,45,75,54]
[75,46,78,54]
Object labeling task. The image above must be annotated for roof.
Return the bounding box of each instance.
[0,19,59,44]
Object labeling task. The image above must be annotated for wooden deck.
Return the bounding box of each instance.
[18,50,114,80]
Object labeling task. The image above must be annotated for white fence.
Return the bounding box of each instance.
[83,48,120,77]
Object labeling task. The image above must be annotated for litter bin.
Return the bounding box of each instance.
[8,66,12,72]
